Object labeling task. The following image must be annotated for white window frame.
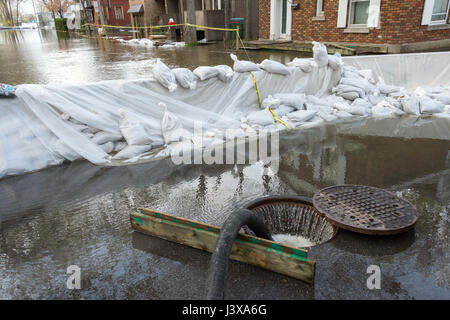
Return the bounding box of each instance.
[430,0,450,25]
[212,0,223,10]
[348,0,370,27]
[316,0,325,16]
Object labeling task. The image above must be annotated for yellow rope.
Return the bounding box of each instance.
[269,108,290,131]
[184,23,236,32]
[82,23,236,32]
[249,71,262,109]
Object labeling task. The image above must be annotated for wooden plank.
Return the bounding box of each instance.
[130,208,316,284]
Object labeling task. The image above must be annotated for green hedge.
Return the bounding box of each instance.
[54,18,68,32]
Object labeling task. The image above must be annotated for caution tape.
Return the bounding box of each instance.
[82,23,237,32]
[249,72,262,109]
[184,23,237,32]
[269,108,290,131]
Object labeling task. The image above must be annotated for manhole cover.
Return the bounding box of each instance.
[313,185,419,235]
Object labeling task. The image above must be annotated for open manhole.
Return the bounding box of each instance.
[244,196,338,248]
[313,185,419,235]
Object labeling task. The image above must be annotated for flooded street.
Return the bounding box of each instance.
[0,29,303,85]
[0,30,449,299]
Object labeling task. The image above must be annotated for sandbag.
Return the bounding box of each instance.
[230,54,260,73]
[113,141,127,152]
[99,141,114,154]
[352,98,373,109]
[328,53,343,71]
[258,59,291,75]
[193,66,219,81]
[334,102,368,116]
[273,105,294,117]
[273,93,306,110]
[119,109,152,145]
[172,68,197,90]
[261,95,281,109]
[286,58,313,73]
[91,131,123,145]
[312,42,328,68]
[341,77,376,94]
[372,103,397,117]
[113,145,152,160]
[338,91,360,101]
[214,65,234,82]
[151,59,177,92]
[419,96,445,114]
[317,111,338,122]
[160,102,191,144]
[401,97,421,115]
[429,93,450,105]
[285,110,317,122]
[246,108,275,126]
[378,83,403,95]
[334,110,353,119]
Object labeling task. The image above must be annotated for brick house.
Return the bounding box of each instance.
[259,0,450,53]
[92,0,131,26]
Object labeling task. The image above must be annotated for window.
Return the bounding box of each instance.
[102,6,109,20]
[349,0,370,26]
[316,0,325,16]
[114,6,123,20]
[213,0,225,10]
[431,0,450,24]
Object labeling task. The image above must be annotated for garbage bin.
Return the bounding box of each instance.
[230,18,244,40]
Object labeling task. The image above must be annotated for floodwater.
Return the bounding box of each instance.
[0,29,303,85]
[0,29,449,300]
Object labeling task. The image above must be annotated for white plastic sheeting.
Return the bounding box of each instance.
[0,63,339,178]
[342,52,450,88]
[1,51,449,179]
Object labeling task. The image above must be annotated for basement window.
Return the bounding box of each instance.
[349,0,370,26]
[430,0,450,24]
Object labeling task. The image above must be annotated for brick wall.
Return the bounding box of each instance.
[259,0,450,44]
[100,0,131,26]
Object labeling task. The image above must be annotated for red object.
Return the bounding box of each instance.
[168,21,176,25]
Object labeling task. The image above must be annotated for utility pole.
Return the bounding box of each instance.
[185,0,196,43]
[224,0,230,41]
[245,0,251,40]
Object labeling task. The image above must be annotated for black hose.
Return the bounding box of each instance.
[205,209,273,300]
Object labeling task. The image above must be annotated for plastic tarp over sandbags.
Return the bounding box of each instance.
[0,52,345,179]
[342,52,450,88]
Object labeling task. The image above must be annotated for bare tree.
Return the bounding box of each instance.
[40,0,71,19]
[0,0,14,25]
[15,0,24,25]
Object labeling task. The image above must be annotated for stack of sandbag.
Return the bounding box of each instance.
[333,65,378,101]
[113,109,154,160]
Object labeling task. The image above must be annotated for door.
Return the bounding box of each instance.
[270,0,292,40]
